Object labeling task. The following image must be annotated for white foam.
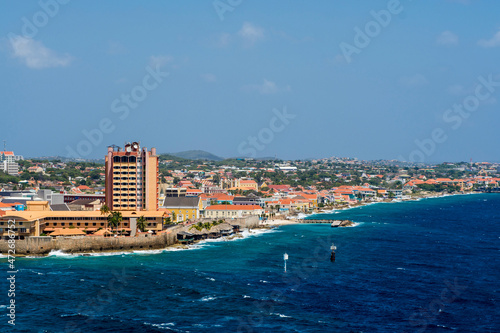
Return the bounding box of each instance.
[46,250,78,258]
[200,296,217,302]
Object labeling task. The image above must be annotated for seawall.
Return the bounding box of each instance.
[0,227,180,256]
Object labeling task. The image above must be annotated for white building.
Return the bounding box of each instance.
[0,151,22,176]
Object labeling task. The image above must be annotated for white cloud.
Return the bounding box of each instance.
[436,31,459,46]
[400,74,429,87]
[238,22,264,46]
[201,73,217,83]
[478,30,500,48]
[149,55,173,68]
[9,36,72,69]
[243,79,291,95]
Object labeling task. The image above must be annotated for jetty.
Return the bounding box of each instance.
[300,219,355,227]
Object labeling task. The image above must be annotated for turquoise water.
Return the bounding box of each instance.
[1,194,499,332]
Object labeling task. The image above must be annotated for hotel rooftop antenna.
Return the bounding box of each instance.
[3,140,5,152]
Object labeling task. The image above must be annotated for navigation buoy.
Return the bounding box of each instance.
[330,243,336,262]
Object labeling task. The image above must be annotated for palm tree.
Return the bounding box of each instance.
[100,204,110,216]
[137,215,147,232]
[107,211,122,235]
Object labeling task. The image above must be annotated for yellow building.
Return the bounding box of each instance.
[161,197,202,222]
[228,179,259,191]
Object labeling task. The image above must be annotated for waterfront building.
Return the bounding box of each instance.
[161,197,202,222]
[204,204,264,219]
[105,142,159,211]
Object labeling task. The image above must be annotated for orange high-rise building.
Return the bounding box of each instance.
[105,142,159,211]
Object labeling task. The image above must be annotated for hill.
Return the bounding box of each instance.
[167,150,224,161]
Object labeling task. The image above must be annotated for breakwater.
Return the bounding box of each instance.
[0,227,180,256]
[0,216,260,256]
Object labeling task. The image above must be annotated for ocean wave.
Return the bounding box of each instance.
[200,296,217,302]
[272,312,292,318]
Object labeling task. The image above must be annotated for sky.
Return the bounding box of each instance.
[1,0,499,163]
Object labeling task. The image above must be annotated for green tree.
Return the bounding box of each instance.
[100,204,110,216]
[137,215,147,232]
[107,211,122,235]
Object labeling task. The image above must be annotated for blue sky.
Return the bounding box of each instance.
[1,0,499,162]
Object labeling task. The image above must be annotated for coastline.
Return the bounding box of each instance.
[1,192,490,258]
[0,226,278,259]
[280,191,485,223]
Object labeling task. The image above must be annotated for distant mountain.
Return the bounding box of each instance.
[168,150,224,161]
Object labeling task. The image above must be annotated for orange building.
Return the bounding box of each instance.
[105,142,159,211]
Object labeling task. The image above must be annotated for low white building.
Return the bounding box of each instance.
[204,204,264,219]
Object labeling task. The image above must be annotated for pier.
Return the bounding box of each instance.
[300,219,335,223]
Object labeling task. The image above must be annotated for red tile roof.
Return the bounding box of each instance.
[206,205,262,210]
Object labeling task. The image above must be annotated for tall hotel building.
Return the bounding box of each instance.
[105,142,159,211]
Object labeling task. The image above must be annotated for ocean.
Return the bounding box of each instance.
[1,194,499,332]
